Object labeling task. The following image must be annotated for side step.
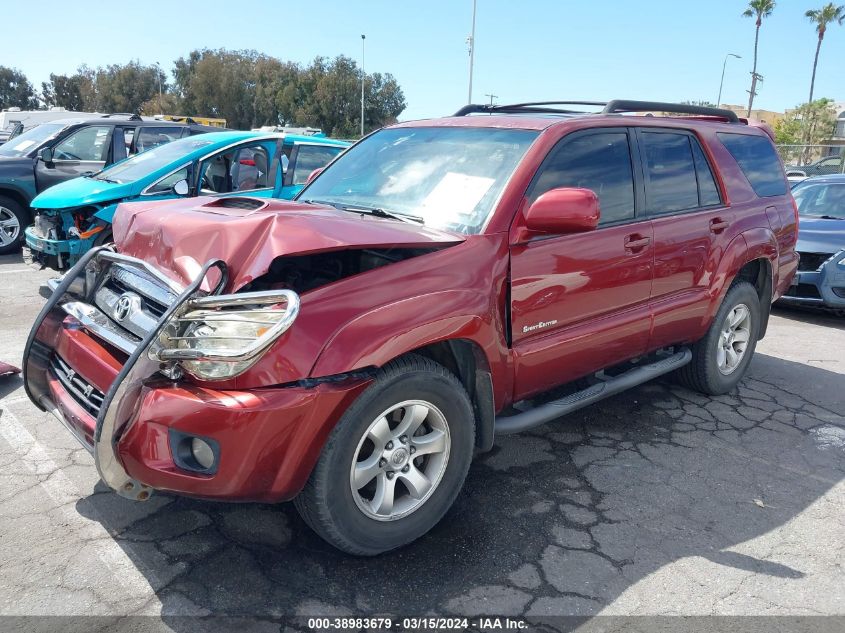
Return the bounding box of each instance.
[494,348,692,435]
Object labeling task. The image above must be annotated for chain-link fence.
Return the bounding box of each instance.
[776,144,845,177]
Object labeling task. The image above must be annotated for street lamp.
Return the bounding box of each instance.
[360,35,366,138]
[155,61,163,115]
[717,53,741,107]
[467,0,477,104]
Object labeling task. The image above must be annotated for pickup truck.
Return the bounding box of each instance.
[23,100,798,555]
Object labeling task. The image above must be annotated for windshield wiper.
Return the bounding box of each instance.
[340,204,424,225]
[300,200,424,224]
[804,214,843,220]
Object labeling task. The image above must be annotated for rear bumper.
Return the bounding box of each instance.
[23,248,370,502]
[778,250,845,309]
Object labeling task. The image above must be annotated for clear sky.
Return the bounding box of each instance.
[5,0,845,120]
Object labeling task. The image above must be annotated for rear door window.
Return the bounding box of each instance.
[717,132,786,197]
[529,131,636,225]
[290,145,344,185]
[135,127,184,154]
[640,131,722,214]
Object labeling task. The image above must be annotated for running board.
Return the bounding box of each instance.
[495,348,692,435]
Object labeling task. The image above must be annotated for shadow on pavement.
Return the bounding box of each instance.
[74,353,844,626]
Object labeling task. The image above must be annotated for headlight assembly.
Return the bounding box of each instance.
[154,290,300,380]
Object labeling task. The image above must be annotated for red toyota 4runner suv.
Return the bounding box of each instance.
[23,101,798,555]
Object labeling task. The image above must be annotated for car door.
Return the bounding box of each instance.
[509,128,654,400]
[34,125,113,192]
[278,143,345,199]
[636,128,735,349]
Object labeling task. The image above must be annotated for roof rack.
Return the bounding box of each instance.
[454,100,740,123]
[100,113,142,121]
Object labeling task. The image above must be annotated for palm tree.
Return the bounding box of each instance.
[742,0,776,116]
[806,3,845,104]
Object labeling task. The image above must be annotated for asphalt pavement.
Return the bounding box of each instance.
[0,252,843,632]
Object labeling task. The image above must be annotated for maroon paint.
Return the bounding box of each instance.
[39,113,796,501]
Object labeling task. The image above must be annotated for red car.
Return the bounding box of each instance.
[23,100,798,555]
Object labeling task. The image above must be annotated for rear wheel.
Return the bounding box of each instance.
[677,281,760,395]
[294,354,475,555]
[0,196,28,255]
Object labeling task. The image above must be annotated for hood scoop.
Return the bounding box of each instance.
[199,197,268,214]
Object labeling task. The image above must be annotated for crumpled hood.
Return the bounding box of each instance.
[32,176,135,210]
[796,216,845,254]
[112,196,465,290]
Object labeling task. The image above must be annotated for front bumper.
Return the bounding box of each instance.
[778,250,845,309]
[24,226,94,267]
[23,248,371,502]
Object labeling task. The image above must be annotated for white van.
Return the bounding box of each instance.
[0,107,100,144]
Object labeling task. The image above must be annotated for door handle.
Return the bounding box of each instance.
[624,234,651,253]
[710,218,730,233]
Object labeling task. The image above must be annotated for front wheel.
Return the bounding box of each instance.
[0,196,28,255]
[677,281,761,395]
[294,355,475,555]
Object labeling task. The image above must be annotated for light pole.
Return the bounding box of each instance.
[716,53,741,107]
[467,0,477,104]
[360,35,366,138]
[155,61,163,115]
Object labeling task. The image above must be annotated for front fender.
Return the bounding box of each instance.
[310,290,510,405]
[92,203,120,224]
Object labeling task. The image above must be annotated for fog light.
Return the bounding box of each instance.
[191,438,215,470]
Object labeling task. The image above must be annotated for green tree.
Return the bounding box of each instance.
[781,98,837,164]
[0,66,38,110]
[41,73,90,111]
[742,0,776,116]
[805,3,845,103]
[93,62,164,114]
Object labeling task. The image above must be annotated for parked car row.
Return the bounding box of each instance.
[22,100,803,555]
[0,115,349,264]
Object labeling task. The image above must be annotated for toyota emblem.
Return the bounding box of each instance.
[114,293,139,322]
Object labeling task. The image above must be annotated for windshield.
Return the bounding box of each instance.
[93,136,215,184]
[792,182,845,219]
[298,126,539,234]
[0,123,64,158]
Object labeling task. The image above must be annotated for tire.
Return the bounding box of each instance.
[93,226,113,247]
[677,281,761,395]
[0,195,29,255]
[294,354,475,555]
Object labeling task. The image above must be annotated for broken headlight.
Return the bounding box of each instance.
[154,290,300,380]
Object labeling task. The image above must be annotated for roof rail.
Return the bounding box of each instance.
[100,113,142,121]
[601,100,739,123]
[454,100,740,123]
[454,101,606,116]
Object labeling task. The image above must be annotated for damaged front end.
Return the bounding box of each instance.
[23,246,300,500]
[24,205,113,269]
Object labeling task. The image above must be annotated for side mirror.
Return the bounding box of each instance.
[306,168,323,184]
[39,147,54,163]
[524,187,600,234]
[173,179,190,196]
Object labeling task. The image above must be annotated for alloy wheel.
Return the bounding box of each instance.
[717,303,751,375]
[350,400,451,521]
[0,207,20,248]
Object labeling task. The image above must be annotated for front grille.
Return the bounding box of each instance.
[50,355,105,417]
[104,275,167,318]
[797,252,832,272]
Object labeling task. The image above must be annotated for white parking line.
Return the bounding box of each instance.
[0,403,160,601]
[0,269,34,275]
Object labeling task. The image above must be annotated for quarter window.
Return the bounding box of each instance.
[52,125,111,162]
[530,132,636,224]
[717,132,786,197]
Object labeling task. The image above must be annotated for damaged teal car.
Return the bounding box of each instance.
[25,130,349,268]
